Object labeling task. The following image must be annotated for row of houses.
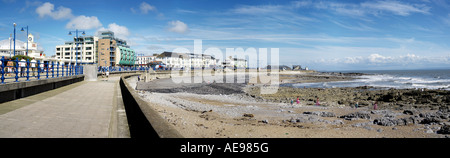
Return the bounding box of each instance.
[136,51,248,69]
[53,30,247,68]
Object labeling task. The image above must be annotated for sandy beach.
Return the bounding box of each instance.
[129,70,450,138]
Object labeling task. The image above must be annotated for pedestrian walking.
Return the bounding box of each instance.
[316,98,320,106]
[296,96,300,104]
[355,102,359,109]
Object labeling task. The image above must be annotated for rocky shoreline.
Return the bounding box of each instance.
[132,71,450,138]
[246,85,450,110]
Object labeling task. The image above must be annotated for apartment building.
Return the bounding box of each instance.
[136,55,156,67]
[97,31,135,67]
[54,31,136,67]
[55,36,98,64]
[155,51,222,69]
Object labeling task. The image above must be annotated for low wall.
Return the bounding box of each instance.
[0,75,85,103]
[83,64,98,81]
[120,73,182,138]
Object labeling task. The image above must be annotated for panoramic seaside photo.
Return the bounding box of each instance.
[0,0,449,143]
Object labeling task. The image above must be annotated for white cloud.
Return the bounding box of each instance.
[361,0,430,16]
[36,2,73,20]
[96,23,130,40]
[232,5,284,15]
[66,15,102,30]
[167,20,188,34]
[131,2,156,14]
[140,2,156,14]
[294,0,430,17]
[313,53,450,69]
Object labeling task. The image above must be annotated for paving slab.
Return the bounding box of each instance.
[0,76,122,138]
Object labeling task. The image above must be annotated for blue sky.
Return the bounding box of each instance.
[1,0,450,70]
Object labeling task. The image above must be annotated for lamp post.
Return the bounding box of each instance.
[9,34,12,58]
[20,26,29,56]
[13,23,16,56]
[68,29,85,67]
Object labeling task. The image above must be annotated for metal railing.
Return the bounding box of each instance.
[1,56,83,84]
[98,66,150,73]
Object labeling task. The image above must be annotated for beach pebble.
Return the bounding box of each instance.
[332,120,344,125]
[437,125,450,134]
[339,111,371,120]
[364,126,374,131]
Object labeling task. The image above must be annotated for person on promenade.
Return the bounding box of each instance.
[316,98,320,106]
[39,61,44,73]
[30,58,36,76]
[290,99,294,105]
[355,102,359,109]
[105,70,109,81]
[373,101,378,110]
[19,58,26,77]
[296,96,300,104]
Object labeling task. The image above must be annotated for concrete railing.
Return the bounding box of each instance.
[120,73,182,138]
[0,75,84,103]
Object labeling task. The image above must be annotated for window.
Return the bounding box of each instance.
[56,48,61,51]
[65,48,70,51]
[101,43,105,45]
[86,47,92,50]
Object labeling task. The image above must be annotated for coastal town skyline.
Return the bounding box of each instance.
[1,0,450,70]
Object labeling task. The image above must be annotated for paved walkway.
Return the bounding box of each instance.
[0,76,128,138]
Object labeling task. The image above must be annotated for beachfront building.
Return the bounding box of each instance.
[136,55,156,67]
[155,51,221,69]
[54,31,136,67]
[55,36,98,64]
[222,56,248,69]
[97,31,136,67]
[0,33,43,58]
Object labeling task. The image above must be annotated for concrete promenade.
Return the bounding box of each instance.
[0,75,129,138]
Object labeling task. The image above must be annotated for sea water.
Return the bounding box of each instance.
[289,69,450,90]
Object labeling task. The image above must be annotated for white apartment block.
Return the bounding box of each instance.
[136,55,156,67]
[156,52,222,69]
[55,36,98,64]
[223,56,248,68]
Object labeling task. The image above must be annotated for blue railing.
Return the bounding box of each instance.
[98,66,150,73]
[1,56,83,84]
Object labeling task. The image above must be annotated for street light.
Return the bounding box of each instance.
[68,29,85,75]
[67,29,85,66]
[20,25,29,56]
[13,23,16,56]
